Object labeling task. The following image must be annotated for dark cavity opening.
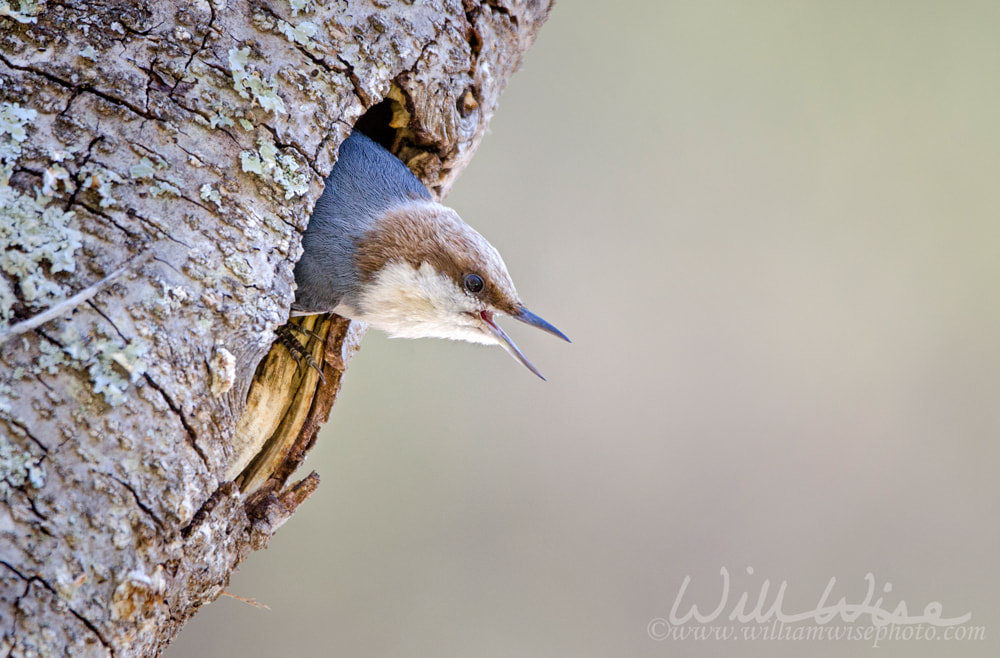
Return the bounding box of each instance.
[353,99,397,152]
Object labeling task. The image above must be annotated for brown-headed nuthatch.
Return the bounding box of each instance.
[289,131,568,379]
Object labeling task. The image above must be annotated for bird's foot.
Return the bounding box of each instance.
[275,322,327,384]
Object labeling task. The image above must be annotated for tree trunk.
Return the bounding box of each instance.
[0,0,550,654]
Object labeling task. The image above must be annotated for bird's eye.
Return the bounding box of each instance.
[463,273,485,294]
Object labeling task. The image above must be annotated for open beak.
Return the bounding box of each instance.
[479,308,570,381]
[512,307,571,343]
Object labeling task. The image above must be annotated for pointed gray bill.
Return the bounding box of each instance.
[480,311,548,380]
[513,307,571,343]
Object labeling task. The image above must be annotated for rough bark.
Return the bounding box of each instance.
[0,0,550,654]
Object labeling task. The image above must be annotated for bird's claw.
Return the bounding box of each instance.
[275,322,327,384]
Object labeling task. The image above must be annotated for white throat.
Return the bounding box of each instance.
[347,261,495,345]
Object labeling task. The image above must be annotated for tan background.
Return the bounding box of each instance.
[170,1,1000,656]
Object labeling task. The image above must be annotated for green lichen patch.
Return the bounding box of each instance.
[0,379,15,416]
[41,163,73,196]
[223,254,255,288]
[129,157,157,180]
[209,109,235,129]
[1,101,84,328]
[150,181,181,198]
[0,188,82,326]
[288,0,313,17]
[129,156,183,198]
[54,325,149,407]
[0,101,37,182]
[228,46,286,115]
[0,430,46,496]
[0,103,35,143]
[90,339,148,406]
[199,184,223,208]
[79,164,123,209]
[0,0,40,25]
[16,321,149,408]
[240,136,308,199]
[0,279,16,326]
[277,19,318,48]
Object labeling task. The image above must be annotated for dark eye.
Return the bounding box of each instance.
[463,273,485,294]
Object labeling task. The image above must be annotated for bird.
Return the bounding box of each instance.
[286,131,569,380]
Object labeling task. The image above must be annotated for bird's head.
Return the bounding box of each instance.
[352,200,569,379]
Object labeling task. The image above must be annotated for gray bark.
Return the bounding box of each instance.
[0,0,550,654]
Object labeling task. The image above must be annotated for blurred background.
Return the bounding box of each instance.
[170,1,1000,656]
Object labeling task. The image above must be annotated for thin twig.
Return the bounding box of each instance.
[0,252,152,344]
[218,591,271,610]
